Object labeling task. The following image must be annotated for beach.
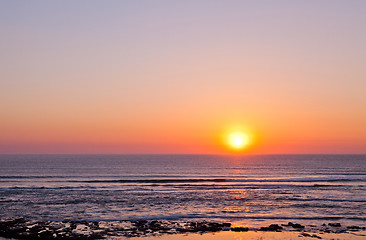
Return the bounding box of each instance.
[1,218,366,239]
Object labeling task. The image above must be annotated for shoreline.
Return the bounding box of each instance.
[1,218,365,239]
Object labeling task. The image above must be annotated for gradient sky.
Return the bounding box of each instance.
[1,0,365,154]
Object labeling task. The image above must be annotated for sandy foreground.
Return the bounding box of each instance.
[129,230,366,240]
[1,218,366,240]
[2,231,364,240]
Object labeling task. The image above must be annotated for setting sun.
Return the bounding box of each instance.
[227,132,250,150]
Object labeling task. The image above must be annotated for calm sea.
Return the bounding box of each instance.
[0,154,365,227]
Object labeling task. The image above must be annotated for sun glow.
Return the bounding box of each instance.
[227,132,250,150]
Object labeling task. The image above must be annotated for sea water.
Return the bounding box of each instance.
[0,154,365,227]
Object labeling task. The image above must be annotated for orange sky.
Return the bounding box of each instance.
[1,1,365,154]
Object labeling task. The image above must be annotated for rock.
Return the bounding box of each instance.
[206,222,224,232]
[260,224,283,231]
[193,222,223,232]
[328,223,341,227]
[300,233,322,239]
[222,222,231,227]
[231,227,249,232]
[149,220,167,231]
[311,234,322,239]
[287,222,305,229]
[347,225,361,231]
[300,232,311,237]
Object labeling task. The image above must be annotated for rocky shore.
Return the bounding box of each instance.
[0,218,365,239]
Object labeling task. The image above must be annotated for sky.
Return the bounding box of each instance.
[1,0,365,154]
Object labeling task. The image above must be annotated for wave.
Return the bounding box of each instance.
[72,177,366,184]
[5,186,101,190]
[1,175,365,183]
[284,198,366,203]
[231,177,366,183]
[0,183,349,191]
[79,178,227,183]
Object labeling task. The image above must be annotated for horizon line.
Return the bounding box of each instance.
[1,153,366,156]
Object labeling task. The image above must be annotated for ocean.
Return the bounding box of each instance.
[0,154,365,228]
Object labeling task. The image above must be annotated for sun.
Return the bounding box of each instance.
[227,132,250,150]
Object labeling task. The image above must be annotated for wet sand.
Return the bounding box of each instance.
[2,230,366,240]
[128,230,366,240]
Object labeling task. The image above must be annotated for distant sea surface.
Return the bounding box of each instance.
[0,154,365,227]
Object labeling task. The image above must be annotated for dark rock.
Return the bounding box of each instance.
[189,222,197,227]
[231,227,249,232]
[300,233,322,239]
[287,222,305,229]
[347,225,361,230]
[269,224,283,230]
[300,232,311,237]
[222,222,231,227]
[259,227,270,231]
[192,222,223,232]
[328,223,341,227]
[176,227,189,232]
[133,220,148,226]
[260,224,283,231]
[205,222,222,232]
[312,234,322,239]
[133,220,149,231]
[149,220,169,231]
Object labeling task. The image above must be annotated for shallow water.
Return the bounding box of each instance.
[0,154,365,227]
